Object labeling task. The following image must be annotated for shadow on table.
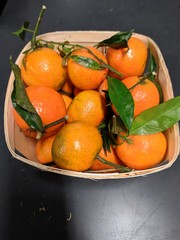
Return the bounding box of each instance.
[1,169,74,240]
[0,160,136,240]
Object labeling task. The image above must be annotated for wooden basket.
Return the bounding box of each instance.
[4,31,180,179]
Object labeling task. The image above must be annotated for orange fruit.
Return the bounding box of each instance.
[61,94,72,109]
[13,86,66,138]
[52,121,103,171]
[61,75,74,96]
[21,47,67,90]
[73,87,82,96]
[67,46,108,90]
[115,132,167,170]
[122,76,160,117]
[106,37,148,79]
[67,90,106,127]
[98,78,108,98]
[90,146,122,171]
[36,134,56,164]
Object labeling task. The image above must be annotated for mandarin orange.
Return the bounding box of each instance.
[52,121,103,171]
[36,134,56,164]
[61,75,74,96]
[13,86,66,138]
[61,94,72,109]
[67,46,108,90]
[90,146,122,171]
[21,47,67,90]
[122,76,160,117]
[67,90,106,127]
[73,87,82,97]
[116,132,167,170]
[98,78,108,98]
[106,37,148,79]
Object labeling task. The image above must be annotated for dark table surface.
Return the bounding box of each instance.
[1,0,180,239]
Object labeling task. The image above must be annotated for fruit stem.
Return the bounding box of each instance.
[95,154,132,173]
[31,5,47,49]
[128,72,151,91]
[36,39,124,77]
[112,115,118,134]
[44,115,68,131]
[82,45,124,78]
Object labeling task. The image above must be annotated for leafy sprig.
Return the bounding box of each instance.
[13,5,47,53]
[95,30,133,49]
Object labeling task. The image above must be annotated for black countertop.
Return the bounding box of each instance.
[0,1,180,239]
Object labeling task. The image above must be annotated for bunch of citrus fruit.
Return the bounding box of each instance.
[11,7,180,173]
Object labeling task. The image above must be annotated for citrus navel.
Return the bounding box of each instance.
[52,121,103,171]
[21,47,67,90]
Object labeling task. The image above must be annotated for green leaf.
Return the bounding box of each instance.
[70,55,104,70]
[62,51,72,67]
[152,80,164,103]
[107,76,134,131]
[12,21,30,40]
[130,96,180,135]
[146,52,164,103]
[96,30,133,49]
[62,41,74,54]
[10,58,44,133]
[148,51,157,77]
[100,126,117,153]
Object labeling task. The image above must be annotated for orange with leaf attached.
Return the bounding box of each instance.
[122,76,160,117]
[106,37,148,79]
[111,76,160,117]
[67,46,108,90]
[13,86,67,138]
[90,146,122,171]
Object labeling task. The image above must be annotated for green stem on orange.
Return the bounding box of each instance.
[31,5,47,49]
[95,154,132,173]
[128,72,153,91]
[36,115,68,139]
[82,46,123,78]
[44,115,68,131]
[112,115,118,134]
[37,39,124,78]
